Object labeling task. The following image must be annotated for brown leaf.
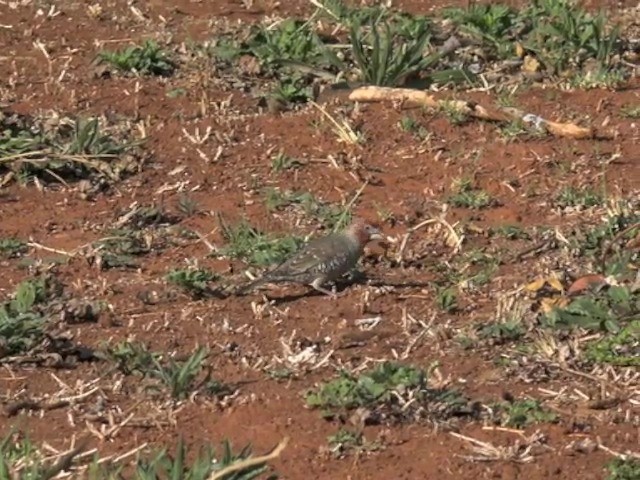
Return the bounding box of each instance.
[567,274,607,296]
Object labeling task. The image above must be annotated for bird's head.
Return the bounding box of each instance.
[347,217,385,245]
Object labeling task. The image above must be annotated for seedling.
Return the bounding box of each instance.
[166,267,219,298]
[555,186,603,208]
[447,178,493,209]
[271,152,303,172]
[436,287,458,313]
[585,320,640,366]
[0,237,27,258]
[0,112,141,186]
[98,40,176,76]
[217,219,304,267]
[490,399,558,428]
[0,278,50,358]
[306,362,470,422]
[491,225,530,240]
[106,342,233,400]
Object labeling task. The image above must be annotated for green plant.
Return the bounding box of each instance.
[0,431,278,480]
[350,18,436,86]
[1,112,141,185]
[105,341,159,376]
[620,105,640,119]
[444,4,517,59]
[542,286,639,334]
[133,439,274,480]
[245,19,337,70]
[491,225,530,240]
[98,40,176,76]
[491,399,558,428]
[271,152,303,172]
[499,119,546,141]
[524,0,620,72]
[440,102,470,125]
[306,362,427,411]
[166,268,219,298]
[0,278,50,358]
[606,457,640,480]
[217,219,304,267]
[306,362,469,422]
[585,320,639,366]
[479,319,525,342]
[555,186,603,208]
[270,75,314,104]
[447,178,493,209]
[436,287,458,313]
[106,343,232,400]
[0,237,27,258]
[177,194,199,217]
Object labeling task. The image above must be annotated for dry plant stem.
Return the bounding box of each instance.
[396,217,463,263]
[208,436,289,480]
[348,86,594,139]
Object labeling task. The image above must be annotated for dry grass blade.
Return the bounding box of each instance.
[208,436,289,480]
[450,430,550,463]
[309,100,361,144]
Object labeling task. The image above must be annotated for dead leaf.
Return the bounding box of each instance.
[522,55,541,73]
[567,274,607,296]
[525,278,547,292]
[540,296,570,313]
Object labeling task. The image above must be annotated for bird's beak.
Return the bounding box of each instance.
[369,230,385,241]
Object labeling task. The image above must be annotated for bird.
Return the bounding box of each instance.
[237,218,384,298]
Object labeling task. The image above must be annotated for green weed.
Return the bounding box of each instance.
[106,342,233,400]
[436,287,458,313]
[447,178,493,209]
[555,186,603,208]
[491,225,530,240]
[217,219,304,267]
[270,152,303,172]
[606,457,640,480]
[1,431,277,479]
[620,105,640,119]
[0,237,27,258]
[98,40,176,76]
[166,268,219,298]
[490,399,558,428]
[0,112,141,186]
[306,362,470,422]
[0,278,51,358]
[542,285,639,334]
[585,320,639,366]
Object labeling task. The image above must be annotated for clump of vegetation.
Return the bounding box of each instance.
[306,362,472,422]
[447,178,493,209]
[489,399,558,428]
[0,237,27,258]
[606,457,640,480]
[1,431,279,479]
[216,219,304,267]
[166,267,220,298]
[0,111,143,186]
[105,342,234,400]
[98,40,177,76]
[541,285,638,334]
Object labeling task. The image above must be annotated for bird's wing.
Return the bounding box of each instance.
[269,235,339,277]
